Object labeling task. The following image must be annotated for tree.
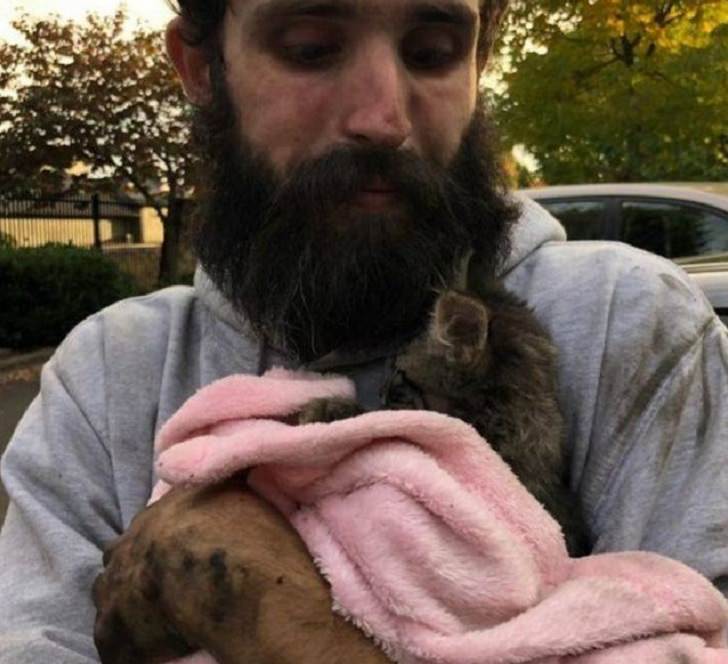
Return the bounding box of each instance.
[0,11,196,283]
[492,1,728,184]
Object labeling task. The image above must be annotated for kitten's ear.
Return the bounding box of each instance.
[434,292,490,359]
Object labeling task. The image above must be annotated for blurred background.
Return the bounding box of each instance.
[491,1,727,187]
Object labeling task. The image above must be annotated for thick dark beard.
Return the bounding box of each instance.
[192,74,519,362]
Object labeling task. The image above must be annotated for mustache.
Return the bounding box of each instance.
[264,144,456,225]
[191,80,520,360]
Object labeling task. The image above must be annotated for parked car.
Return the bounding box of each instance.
[519,183,728,323]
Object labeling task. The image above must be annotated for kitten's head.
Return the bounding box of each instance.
[395,290,492,397]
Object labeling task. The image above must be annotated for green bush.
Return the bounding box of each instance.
[0,244,138,349]
[0,232,16,249]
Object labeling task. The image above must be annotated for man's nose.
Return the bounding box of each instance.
[340,41,413,150]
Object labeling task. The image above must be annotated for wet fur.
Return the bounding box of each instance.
[386,282,589,556]
[304,282,590,555]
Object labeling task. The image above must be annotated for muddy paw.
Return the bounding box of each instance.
[297,397,364,425]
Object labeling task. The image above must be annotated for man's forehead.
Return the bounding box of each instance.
[231,0,481,24]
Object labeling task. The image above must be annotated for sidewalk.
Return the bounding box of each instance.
[0,349,52,524]
[0,347,55,374]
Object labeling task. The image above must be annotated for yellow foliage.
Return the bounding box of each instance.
[580,0,728,51]
[495,0,728,183]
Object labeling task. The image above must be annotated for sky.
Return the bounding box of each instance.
[0,0,175,42]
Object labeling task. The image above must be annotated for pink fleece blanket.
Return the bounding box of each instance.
[151,369,728,664]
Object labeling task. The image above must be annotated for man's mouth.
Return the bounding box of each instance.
[352,179,399,211]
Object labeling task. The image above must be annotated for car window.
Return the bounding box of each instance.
[621,200,728,262]
[538,200,607,241]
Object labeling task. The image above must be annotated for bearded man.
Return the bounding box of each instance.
[1,0,727,662]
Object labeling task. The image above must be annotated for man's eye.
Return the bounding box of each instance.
[275,24,342,69]
[282,41,342,67]
[403,28,461,71]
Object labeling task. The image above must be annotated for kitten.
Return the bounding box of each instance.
[302,282,590,557]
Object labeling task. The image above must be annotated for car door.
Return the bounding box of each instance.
[617,197,728,264]
[535,197,620,241]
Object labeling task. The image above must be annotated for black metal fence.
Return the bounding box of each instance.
[0,194,163,290]
[0,194,143,248]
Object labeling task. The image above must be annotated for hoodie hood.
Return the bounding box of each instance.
[500,193,566,275]
[194,195,566,342]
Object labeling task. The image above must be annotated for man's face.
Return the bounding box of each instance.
[187,0,516,362]
[219,0,480,178]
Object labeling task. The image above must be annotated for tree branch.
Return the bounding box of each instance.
[573,56,621,82]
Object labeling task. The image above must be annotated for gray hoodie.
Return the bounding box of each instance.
[1,197,727,663]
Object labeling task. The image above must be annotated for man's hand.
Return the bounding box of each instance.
[93,477,389,664]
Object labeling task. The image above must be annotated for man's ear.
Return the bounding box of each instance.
[166,16,214,106]
[476,0,509,73]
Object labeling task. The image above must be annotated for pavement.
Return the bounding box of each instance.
[0,347,55,373]
[0,347,54,524]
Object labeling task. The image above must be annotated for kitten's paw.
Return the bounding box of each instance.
[298,397,364,425]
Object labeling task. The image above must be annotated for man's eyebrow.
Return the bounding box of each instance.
[409,1,479,28]
[251,0,477,26]
[252,0,357,23]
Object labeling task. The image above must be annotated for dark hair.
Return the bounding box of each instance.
[168,0,509,65]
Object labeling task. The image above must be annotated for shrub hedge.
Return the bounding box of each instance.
[0,244,138,349]
[0,232,16,249]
